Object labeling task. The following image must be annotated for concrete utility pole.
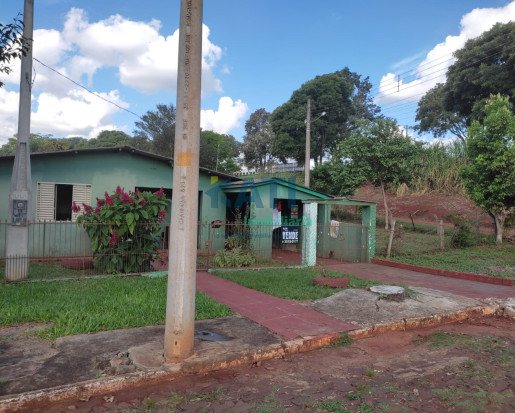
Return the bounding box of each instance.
[164,0,203,362]
[6,0,34,281]
[304,98,311,188]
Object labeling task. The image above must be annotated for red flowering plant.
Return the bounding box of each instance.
[74,186,168,274]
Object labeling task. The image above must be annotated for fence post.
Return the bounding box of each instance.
[386,219,396,258]
[439,219,445,250]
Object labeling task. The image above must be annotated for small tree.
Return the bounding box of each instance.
[74,186,168,273]
[459,95,515,244]
[337,118,422,229]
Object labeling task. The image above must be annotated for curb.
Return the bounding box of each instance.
[348,303,500,340]
[371,258,514,287]
[0,336,338,412]
[0,304,501,412]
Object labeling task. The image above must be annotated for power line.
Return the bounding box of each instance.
[32,57,144,121]
[309,40,515,121]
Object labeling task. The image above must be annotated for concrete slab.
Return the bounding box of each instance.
[0,316,280,399]
[311,287,487,328]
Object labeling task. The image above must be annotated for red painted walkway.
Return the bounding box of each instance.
[196,271,358,340]
[327,262,514,300]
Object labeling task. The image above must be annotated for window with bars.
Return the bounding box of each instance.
[36,182,92,221]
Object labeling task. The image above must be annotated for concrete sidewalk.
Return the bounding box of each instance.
[1,264,514,412]
[328,261,514,299]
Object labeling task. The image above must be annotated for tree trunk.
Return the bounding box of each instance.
[439,219,445,250]
[488,211,497,241]
[492,211,505,244]
[386,218,396,258]
[380,181,389,230]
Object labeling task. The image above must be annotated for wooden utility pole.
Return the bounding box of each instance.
[6,0,34,281]
[304,98,311,188]
[164,0,203,362]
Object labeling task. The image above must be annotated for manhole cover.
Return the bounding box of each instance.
[369,285,405,301]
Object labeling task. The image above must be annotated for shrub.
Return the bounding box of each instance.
[74,186,168,273]
[447,214,474,248]
[214,236,256,268]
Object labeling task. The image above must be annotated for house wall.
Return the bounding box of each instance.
[0,151,229,257]
[245,184,326,260]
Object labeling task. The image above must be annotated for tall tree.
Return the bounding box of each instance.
[0,13,28,88]
[242,109,275,171]
[199,130,241,174]
[270,68,380,165]
[415,84,467,142]
[459,95,515,244]
[133,104,176,157]
[416,22,515,139]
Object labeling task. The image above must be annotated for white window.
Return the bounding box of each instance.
[36,182,92,221]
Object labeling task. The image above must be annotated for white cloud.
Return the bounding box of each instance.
[0,88,20,144]
[0,7,244,142]
[31,89,128,139]
[377,1,515,104]
[201,97,249,134]
[0,87,129,143]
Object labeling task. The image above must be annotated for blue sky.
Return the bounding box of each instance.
[0,0,514,145]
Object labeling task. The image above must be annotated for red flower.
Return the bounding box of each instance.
[96,199,105,207]
[82,203,93,214]
[155,187,164,197]
[121,191,131,204]
[139,198,146,207]
[115,186,122,195]
[95,206,101,215]
[158,209,166,222]
[108,230,118,247]
[71,202,81,213]
[105,193,114,206]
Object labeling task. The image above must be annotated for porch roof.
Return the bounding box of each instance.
[221,177,332,199]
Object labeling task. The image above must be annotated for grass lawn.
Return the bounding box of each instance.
[374,222,515,279]
[213,267,386,301]
[0,276,232,340]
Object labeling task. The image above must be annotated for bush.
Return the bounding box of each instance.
[74,186,168,273]
[447,214,474,248]
[214,236,256,268]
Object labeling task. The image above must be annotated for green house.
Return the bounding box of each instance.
[0,146,376,265]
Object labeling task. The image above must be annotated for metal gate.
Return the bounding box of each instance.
[316,221,368,263]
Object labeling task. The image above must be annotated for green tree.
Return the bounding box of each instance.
[0,133,71,155]
[415,84,467,142]
[416,22,515,139]
[87,130,133,148]
[199,130,241,174]
[459,95,515,244]
[0,14,28,88]
[324,118,422,229]
[271,68,380,165]
[311,160,365,197]
[242,108,275,171]
[133,104,176,156]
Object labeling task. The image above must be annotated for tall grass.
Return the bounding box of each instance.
[411,141,467,194]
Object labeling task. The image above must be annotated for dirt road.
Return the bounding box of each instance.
[30,315,515,413]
